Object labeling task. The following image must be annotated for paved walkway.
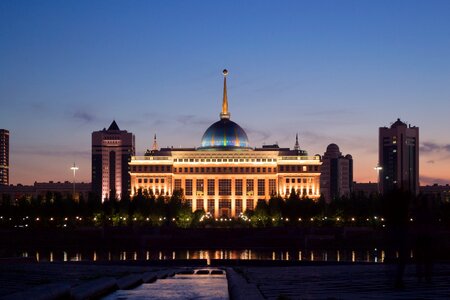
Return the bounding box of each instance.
[239,263,450,299]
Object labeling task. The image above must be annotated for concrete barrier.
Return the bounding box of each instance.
[226,268,263,300]
[70,277,117,300]
[116,274,143,290]
[1,283,70,300]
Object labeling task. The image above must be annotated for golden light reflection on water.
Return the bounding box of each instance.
[19,248,400,264]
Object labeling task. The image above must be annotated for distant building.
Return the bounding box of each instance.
[379,118,419,195]
[420,184,450,203]
[353,182,378,196]
[320,144,353,203]
[0,129,9,186]
[0,181,91,202]
[92,121,135,201]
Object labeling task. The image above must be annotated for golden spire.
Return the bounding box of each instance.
[152,134,158,151]
[220,69,230,120]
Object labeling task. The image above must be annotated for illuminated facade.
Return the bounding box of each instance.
[130,70,321,217]
[0,129,8,186]
[92,121,135,201]
[379,118,419,195]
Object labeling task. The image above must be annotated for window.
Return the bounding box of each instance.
[155,178,159,183]
[302,166,307,172]
[286,178,290,183]
[144,178,148,183]
[235,199,243,215]
[185,179,193,196]
[219,199,231,209]
[246,179,254,196]
[219,179,232,196]
[258,179,265,196]
[246,199,254,211]
[235,179,243,196]
[196,199,204,211]
[269,179,276,195]
[208,199,215,214]
[207,179,215,196]
[161,178,165,183]
[138,178,142,184]
[303,178,307,183]
[196,179,204,195]
[185,199,192,208]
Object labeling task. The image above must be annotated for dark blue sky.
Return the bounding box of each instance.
[1,0,450,184]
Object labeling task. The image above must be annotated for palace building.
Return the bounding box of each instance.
[130,70,322,218]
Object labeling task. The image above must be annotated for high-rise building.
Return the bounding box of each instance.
[92,121,135,201]
[320,144,353,203]
[379,118,419,195]
[129,70,322,218]
[0,129,9,186]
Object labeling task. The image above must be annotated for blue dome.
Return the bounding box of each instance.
[200,119,250,149]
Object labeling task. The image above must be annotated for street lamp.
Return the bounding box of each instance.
[70,163,79,199]
[374,164,382,194]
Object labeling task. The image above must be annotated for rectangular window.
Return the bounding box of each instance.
[196,179,204,196]
[246,199,254,211]
[185,179,193,196]
[286,178,290,183]
[196,199,204,211]
[219,199,231,209]
[144,178,148,183]
[207,179,215,196]
[235,179,243,196]
[174,179,181,191]
[302,166,307,172]
[219,179,232,196]
[269,179,276,196]
[246,179,254,196]
[235,199,243,215]
[207,199,215,214]
[258,179,265,196]
[138,178,142,184]
[185,199,192,208]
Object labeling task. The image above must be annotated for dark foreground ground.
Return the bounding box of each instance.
[1,259,450,299]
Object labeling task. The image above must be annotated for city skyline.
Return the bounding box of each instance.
[1,1,450,185]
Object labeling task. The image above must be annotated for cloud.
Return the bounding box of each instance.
[176,115,213,126]
[427,160,435,164]
[73,110,96,122]
[420,175,450,185]
[420,142,450,154]
[14,147,90,158]
[420,142,441,153]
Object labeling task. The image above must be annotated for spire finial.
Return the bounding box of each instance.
[294,133,300,151]
[220,69,230,120]
[152,134,158,151]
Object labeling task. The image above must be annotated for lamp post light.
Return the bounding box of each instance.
[374,164,383,194]
[70,163,79,199]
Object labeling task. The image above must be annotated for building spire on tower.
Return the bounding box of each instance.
[294,133,300,151]
[220,69,230,120]
[152,134,158,151]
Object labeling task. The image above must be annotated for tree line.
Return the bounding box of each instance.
[0,188,448,228]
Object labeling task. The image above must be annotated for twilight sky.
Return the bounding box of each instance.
[1,0,450,185]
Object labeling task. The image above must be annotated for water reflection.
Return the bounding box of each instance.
[20,248,405,263]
